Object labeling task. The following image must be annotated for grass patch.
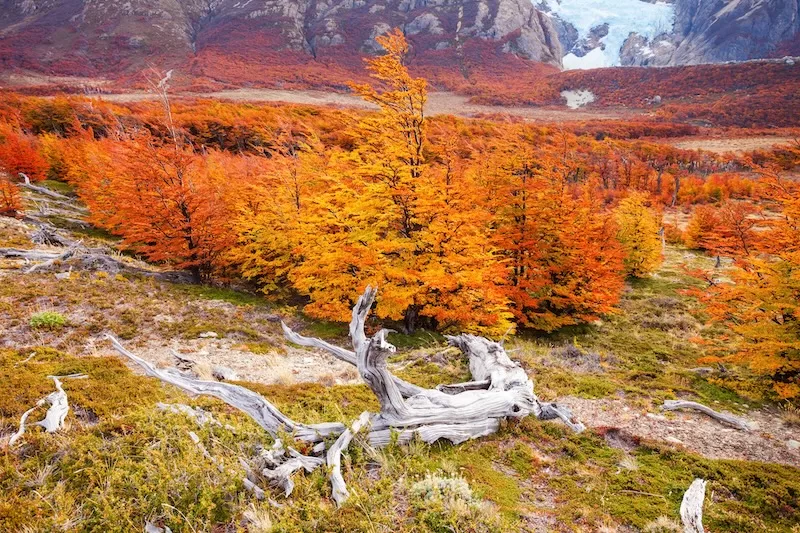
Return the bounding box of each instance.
[29,311,67,330]
[40,180,76,195]
[303,319,348,340]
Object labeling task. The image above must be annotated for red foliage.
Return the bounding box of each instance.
[0,123,47,181]
[0,177,22,217]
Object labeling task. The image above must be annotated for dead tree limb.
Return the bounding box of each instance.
[8,401,45,447]
[38,374,87,432]
[680,478,707,533]
[328,411,371,506]
[106,335,344,444]
[662,400,752,431]
[7,374,87,447]
[24,245,79,274]
[108,287,584,505]
[19,173,71,201]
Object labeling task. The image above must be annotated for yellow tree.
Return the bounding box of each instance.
[289,30,511,334]
[227,129,327,294]
[614,193,663,277]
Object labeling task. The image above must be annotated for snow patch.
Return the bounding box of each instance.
[561,89,596,109]
[541,0,675,70]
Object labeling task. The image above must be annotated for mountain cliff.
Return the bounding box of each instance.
[0,0,562,85]
[1,0,798,87]
[540,0,800,69]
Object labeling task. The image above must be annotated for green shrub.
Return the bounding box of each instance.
[29,311,67,330]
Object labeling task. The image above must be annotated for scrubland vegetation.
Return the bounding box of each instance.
[1,30,799,532]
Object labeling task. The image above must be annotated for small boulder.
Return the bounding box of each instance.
[198,331,218,339]
[788,440,800,450]
[212,365,239,381]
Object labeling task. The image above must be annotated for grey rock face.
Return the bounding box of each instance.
[668,0,800,64]
[0,0,564,71]
[619,0,800,66]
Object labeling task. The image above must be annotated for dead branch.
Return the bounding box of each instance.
[680,478,707,533]
[18,173,71,201]
[24,245,80,274]
[37,374,88,433]
[662,400,752,431]
[328,411,371,506]
[8,401,45,447]
[8,374,87,447]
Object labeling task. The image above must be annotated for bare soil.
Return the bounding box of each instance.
[96,89,635,122]
[563,396,800,467]
[669,136,797,154]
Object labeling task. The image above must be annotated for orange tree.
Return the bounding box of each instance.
[278,30,513,334]
[63,132,236,282]
[0,177,22,217]
[490,127,624,331]
[697,158,800,399]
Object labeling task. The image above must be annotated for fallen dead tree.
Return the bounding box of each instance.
[107,287,584,505]
[0,244,191,281]
[662,400,752,431]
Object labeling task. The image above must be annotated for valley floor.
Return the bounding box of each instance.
[1,185,799,532]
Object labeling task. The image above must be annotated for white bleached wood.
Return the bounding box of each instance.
[8,401,45,447]
[680,478,707,533]
[25,245,79,274]
[243,478,266,500]
[328,411,372,506]
[8,374,86,446]
[37,374,87,433]
[662,400,752,431]
[107,334,345,443]
[108,287,585,505]
[19,173,72,200]
[281,320,425,398]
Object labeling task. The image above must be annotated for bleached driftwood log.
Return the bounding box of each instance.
[680,478,707,533]
[662,400,752,431]
[24,245,79,274]
[108,287,583,505]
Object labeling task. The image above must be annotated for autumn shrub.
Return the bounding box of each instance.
[0,122,47,181]
[684,205,719,250]
[663,222,684,245]
[0,177,21,217]
[695,162,800,399]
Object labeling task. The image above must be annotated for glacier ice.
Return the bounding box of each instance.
[541,0,676,70]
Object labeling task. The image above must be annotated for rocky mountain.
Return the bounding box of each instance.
[540,0,800,69]
[0,0,562,84]
[1,0,797,87]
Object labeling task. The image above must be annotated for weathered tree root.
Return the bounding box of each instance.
[7,374,87,447]
[680,478,707,533]
[107,287,583,505]
[662,400,752,431]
